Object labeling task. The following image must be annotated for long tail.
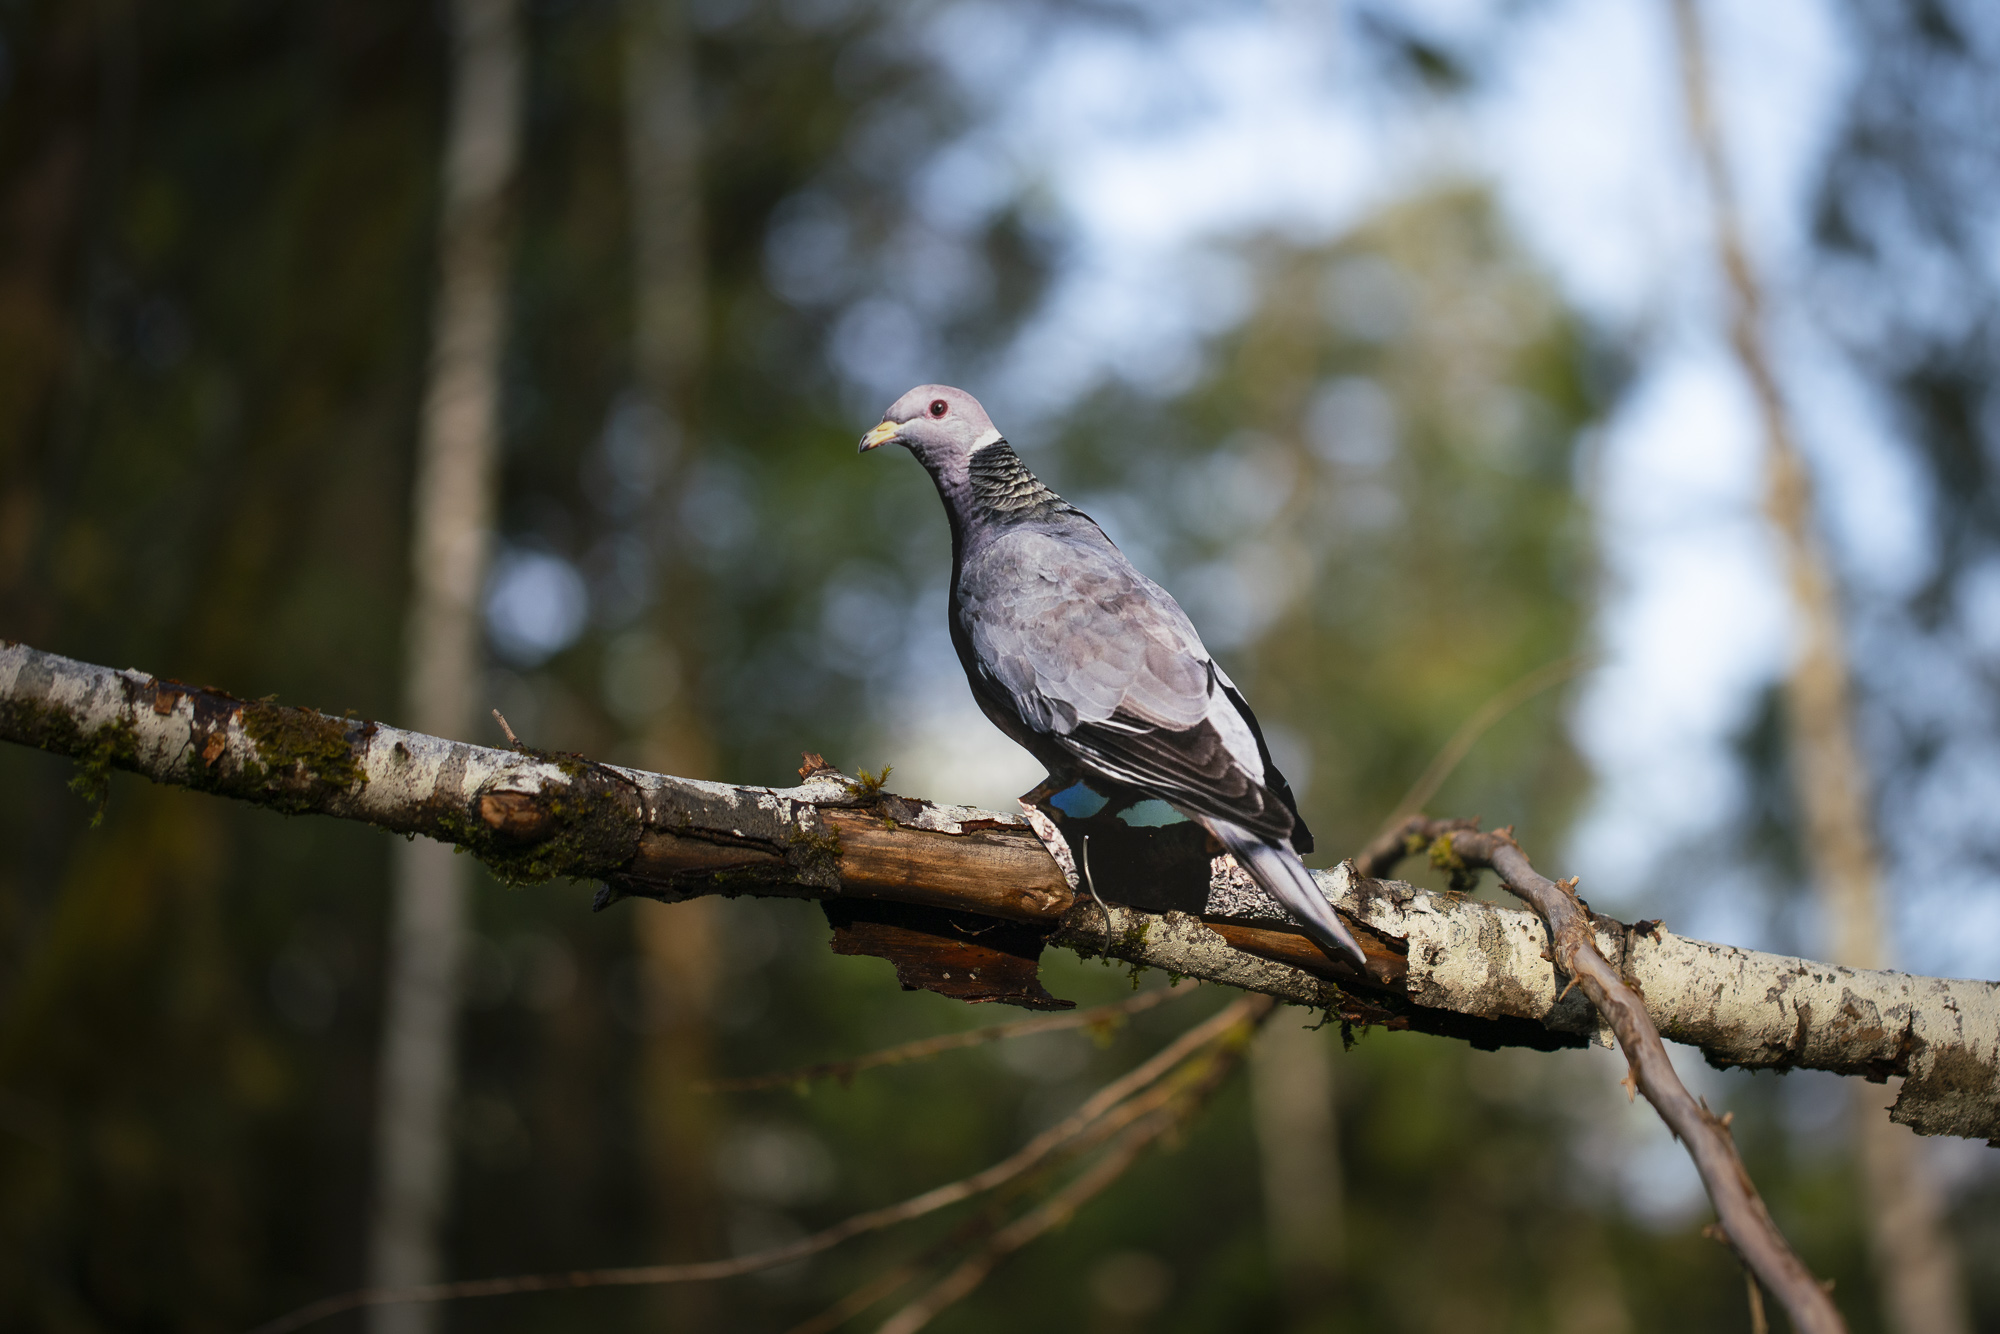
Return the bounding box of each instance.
[1207,819,1367,969]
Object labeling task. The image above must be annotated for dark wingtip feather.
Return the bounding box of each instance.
[1211,822,1365,969]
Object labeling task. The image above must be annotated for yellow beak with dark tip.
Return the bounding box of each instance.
[858,419,901,453]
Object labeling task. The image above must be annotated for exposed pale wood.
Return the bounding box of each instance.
[820,808,1072,921]
[629,827,786,877]
[1201,917,1403,989]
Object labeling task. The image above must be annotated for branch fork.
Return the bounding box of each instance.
[1362,816,1846,1334]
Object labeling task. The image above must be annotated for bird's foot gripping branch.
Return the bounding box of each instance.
[12,642,2000,1332]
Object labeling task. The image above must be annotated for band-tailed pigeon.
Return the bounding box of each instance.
[860,383,1367,968]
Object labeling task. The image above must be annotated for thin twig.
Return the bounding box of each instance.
[786,1254,934,1334]
[786,1047,1229,1334]
[1705,1225,1773,1334]
[796,1001,1267,1334]
[1352,813,1475,882]
[703,987,1188,1093]
[783,1204,1011,1334]
[877,1126,1164,1334]
[490,708,520,747]
[1370,654,1591,842]
[1747,1269,1770,1334]
[874,996,1273,1334]
[1370,821,1845,1334]
[245,996,1264,1334]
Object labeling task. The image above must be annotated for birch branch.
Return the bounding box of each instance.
[4,640,1996,1142]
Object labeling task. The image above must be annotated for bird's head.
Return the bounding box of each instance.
[858,384,1002,478]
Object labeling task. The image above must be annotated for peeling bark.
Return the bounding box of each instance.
[4,640,1997,1140]
[824,900,1075,1011]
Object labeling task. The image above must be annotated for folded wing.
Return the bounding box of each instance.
[959,526,1310,849]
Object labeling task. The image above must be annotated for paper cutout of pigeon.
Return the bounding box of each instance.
[860,384,1367,969]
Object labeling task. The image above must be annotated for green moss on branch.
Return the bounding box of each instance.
[439,770,642,886]
[0,695,139,825]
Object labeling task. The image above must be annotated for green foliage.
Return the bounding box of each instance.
[1427,830,1479,895]
[66,717,138,828]
[785,822,844,881]
[0,696,138,826]
[445,781,636,889]
[845,764,893,800]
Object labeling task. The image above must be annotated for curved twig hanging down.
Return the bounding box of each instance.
[1359,817,1845,1334]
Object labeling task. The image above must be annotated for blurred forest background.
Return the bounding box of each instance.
[0,0,1996,1331]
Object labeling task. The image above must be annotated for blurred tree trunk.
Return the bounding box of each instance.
[1668,4,1969,1331]
[623,2,725,1326]
[366,2,521,1329]
[0,2,102,643]
[1229,254,1348,1323]
[1250,1017,1344,1320]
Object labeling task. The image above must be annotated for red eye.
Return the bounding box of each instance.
[929,399,948,417]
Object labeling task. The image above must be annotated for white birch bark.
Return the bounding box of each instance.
[367,2,522,1329]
